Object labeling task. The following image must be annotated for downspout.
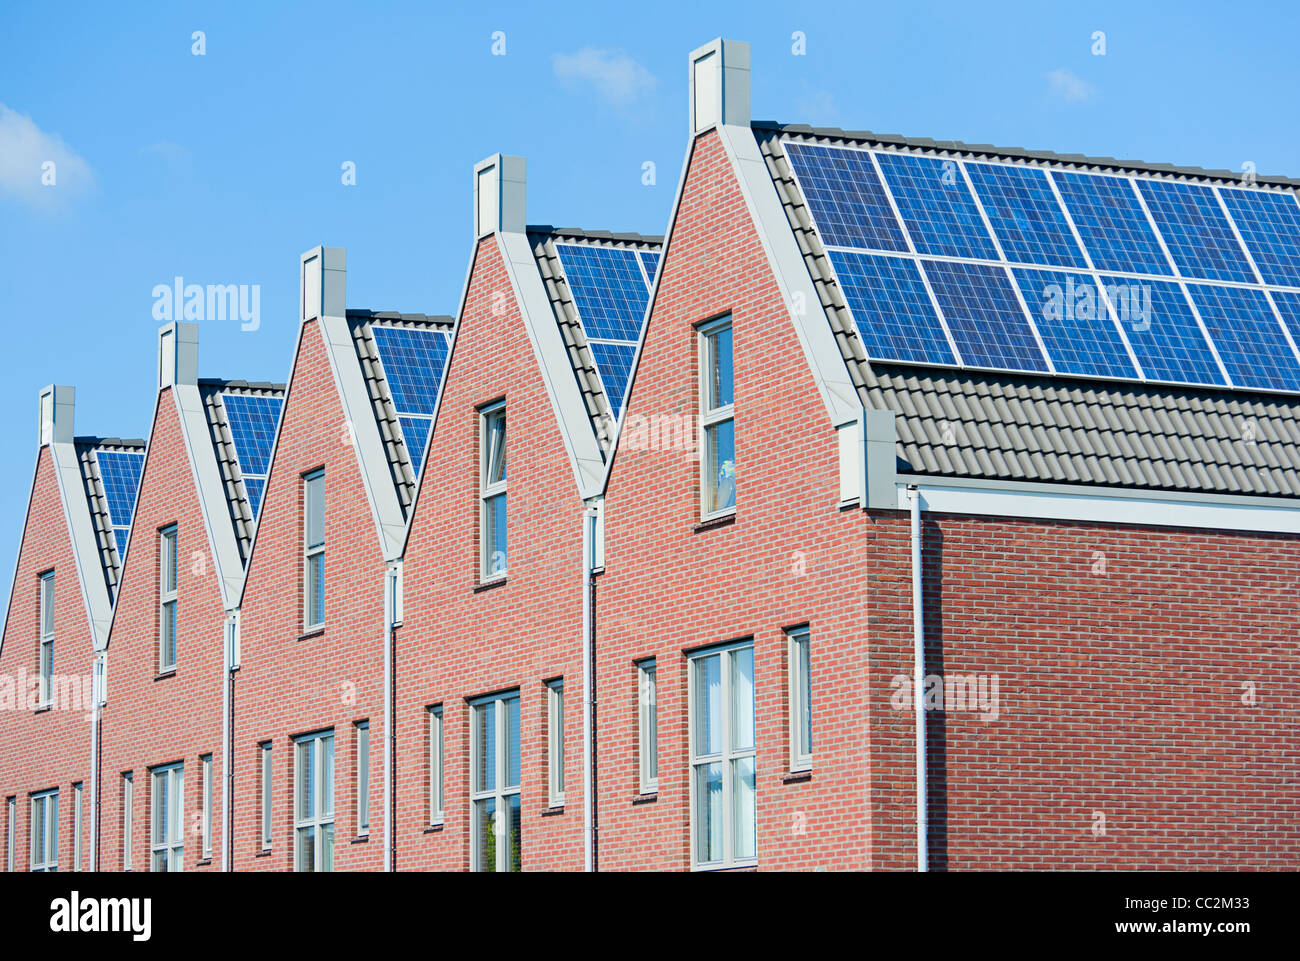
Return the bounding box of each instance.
[90,650,104,872]
[908,486,928,872]
[581,502,597,872]
[222,611,237,872]
[383,564,396,872]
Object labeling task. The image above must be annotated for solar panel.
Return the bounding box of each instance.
[554,244,650,341]
[220,393,283,521]
[1104,278,1225,386]
[782,142,908,252]
[1012,268,1138,379]
[95,450,145,530]
[1136,180,1255,283]
[112,526,131,559]
[370,327,451,417]
[828,250,956,365]
[242,477,265,519]
[639,250,661,286]
[1052,171,1173,276]
[587,341,638,418]
[1217,187,1300,288]
[875,152,1000,260]
[1186,285,1300,391]
[965,162,1087,269]
[398,415,433,477]
[921,260,1048,372]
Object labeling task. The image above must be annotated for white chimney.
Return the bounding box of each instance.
[38,385,74,446]
[158,322,199,389]
[474,154,526,238]
[300,246,347,323]
[689,38,750,135]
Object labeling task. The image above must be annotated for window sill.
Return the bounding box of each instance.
[154,670,176,681]
[33,703,53,714]
[473,577,508,594]
[783,769,813,784]
[694,511,736,533]
[692,862,759,873]
[632,791,658,805]
[298,627,326,642]
[351,834,369,844]
[541,803,566,816]
[255,849,272,858]
[196,858,212,867]
[423,822,444,834]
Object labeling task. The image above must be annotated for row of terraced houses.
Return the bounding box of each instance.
[2,40,1297,873]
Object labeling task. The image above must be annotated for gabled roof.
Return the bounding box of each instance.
[751,122,1300,500]
[74,436,146,600]
[527,226,662,447]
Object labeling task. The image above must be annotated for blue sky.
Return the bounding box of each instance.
[1,0,1297,590]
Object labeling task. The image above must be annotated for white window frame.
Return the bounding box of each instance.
[428,705,444,826]
[637,659,658,794]
[150,762,184,872]
[5,796,14,872]
[480,402,508,581]
[355,721,370,838]
[200,754,213,860]
[122,772,133,871]
[698,316,736,519]
[547,680,565,808]
[259,741,272,851]
[158,526,178,672]
[788,627,812,772]
[38,571,54,707]
[72,782,83,872]
[293,730,335,872]
[470,691,521,872]
[688,640,757,871]
[303,470,325,630]
[30,789,58,872]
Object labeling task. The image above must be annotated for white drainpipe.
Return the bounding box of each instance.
[90,650,104,872]
[908,486,928,872]
[582,503,597,872]
[222,611,238,872]
[384,563,398,872]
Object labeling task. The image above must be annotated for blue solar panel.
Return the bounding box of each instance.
[588,341,638,418]
[1137,180,1254,283]
[782,142,908,252]
[95,450,144,529]
[242,477,265,519]
[398,415,433,477]
[1270,289,1300,340]
[828,250,956,365]
[1186,285,1300,391]
[554,244,651,341]
[875,153,1000,260]
[221,394,282,477]
[371,327,451,417]
[113,526,130,559]
[1011,268,1138,379]
[639,251,661,286]
[1053,172,1173,276]
[1217,188,1300,288]
[1101,278,1224,386]
[921,261,1048,372]
[965,162,1087,269]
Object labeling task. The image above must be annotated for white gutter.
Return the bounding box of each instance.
[581,503,597,872]
[908,486,927,872]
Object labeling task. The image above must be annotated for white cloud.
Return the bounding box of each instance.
[1045,69,1095,103]
[552,48,657,107]
[0,103,92,207]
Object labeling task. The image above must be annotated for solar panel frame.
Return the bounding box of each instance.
[1052,171,1175,276]
[587,340,639,419]
[828,250,959,366]
[965,161,1089,269]
[1012,268,1141,379]
[1101,277,1227,387]
[874,152,1001,261]
[781,141,910,253]
[1137,179,1256,283]
[1186,284,1300,392]
[1216,186,1300,288]
[554,243,651,341]
[94,450,145,530]
[370,326,452,418]
[921,260,1050,373]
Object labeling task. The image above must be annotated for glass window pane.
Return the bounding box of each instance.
[296,742,313,820]
[296,825,315,872]
[695,654,722,755]
[486,494,507,575]
[487,413,507,484]
[732,756,756,860]
[731,646,755,750]
[505,696,520,789]
[307,554,325,625]
[710,325,734,409]
[696,762,723,863]
[305,474,324,548]
[646,666,658,782]
[474,797,496,872]
[475,703,496,793]
[321,736,334,816]
[320,822,334,873]
[40,576,53,635]
[799,636,812,757]
[706,420,736,513]
[507,794,522,873]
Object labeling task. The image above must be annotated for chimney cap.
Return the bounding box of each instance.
[474,154,526,238]
[157,322,199,390]
[38,384,75,447]
[688,38,751,135]
[300,246,347,323]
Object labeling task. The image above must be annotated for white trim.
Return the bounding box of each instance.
[699,316,736,519]
[29,788,58,872]
[200,754,213,861]
[149,762,184,872]
[786,627,812,773]
[428,705,444,826]
[158,526,178,672]
[259,741,272,851]
[479,402,508,581]
[293,729,335,872]
[636,659,658,794]
[547,679,565,808]
[469,690,521,872]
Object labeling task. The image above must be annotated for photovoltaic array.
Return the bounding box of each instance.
[371,325,453,478]
[783,139,1300,393]
[554,243,656,418]
[94,449,145,557]
[220,393,284,520]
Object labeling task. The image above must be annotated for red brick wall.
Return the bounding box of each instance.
[98,390,228,872]
[232,321,384,872]
[596,131,873,871]
[396,236,587,871]
[0,447,95,872]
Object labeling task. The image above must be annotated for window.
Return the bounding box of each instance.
[201,754,213,860]
[303,470,325,629]
[72,782,83,872]
[5,796,14,871]
[689,641,756,869]
[547,680,565,807]
[38,572,54,706]
[259,741,272,851]
[637,659,658,793]
[355,721,370,838]
[428,705,444,825]
[294,730,334,872]
[122,772,133,871]
[480,403,507,579]
[31,788,58,872]
[158,526,178,672]
[788,628,812,771]
[470,691,520,872]
[150,763,184,872]
[699,317,735,517]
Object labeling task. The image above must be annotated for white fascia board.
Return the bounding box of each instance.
[716,124,861,428]
[318,315,406,561]
[51,441,114,648]
[898,478,1300,535]
[0,455,40,661]
[174,386,246,609]
[496,231,605,500]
